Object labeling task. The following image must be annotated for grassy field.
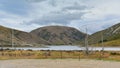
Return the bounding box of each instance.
[91,39,120,47]
[0,50,120,61]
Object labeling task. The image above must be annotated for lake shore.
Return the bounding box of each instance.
[1,46,120,51]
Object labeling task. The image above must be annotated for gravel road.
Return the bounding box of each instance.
[0,59,120,68]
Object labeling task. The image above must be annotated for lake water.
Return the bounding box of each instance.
[1,45,120,51]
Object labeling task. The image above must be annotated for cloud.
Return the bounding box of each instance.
[0,0,120,34]
[0,0,30,15]
[27,12,85,26]
[26,0,47,3]
[62,1,88,11]
[48,0,57,7]
[0,9,31,31]
[82,0,120,21]
[63,5,86,11]
[25,0,89,26]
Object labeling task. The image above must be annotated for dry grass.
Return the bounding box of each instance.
[0,50,120,61]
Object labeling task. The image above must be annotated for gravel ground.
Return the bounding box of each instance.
[0,59,120,68]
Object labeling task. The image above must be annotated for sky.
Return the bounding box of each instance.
[0,0,120,34]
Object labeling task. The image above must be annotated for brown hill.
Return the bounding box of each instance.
[89,23,120,46]
[0,25,48,47]
[30,26,86,45]
[1,23,119,47]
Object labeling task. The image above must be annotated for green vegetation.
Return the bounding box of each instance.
[89,23,120,47]
[102,39,120,46]
[91,39,120,47]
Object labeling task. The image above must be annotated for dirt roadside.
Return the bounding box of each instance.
[0,59,120,68]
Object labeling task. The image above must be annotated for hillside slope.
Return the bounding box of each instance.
[1,23,119,47]
[0,25,48,47]
[89,23,120,46]
[31,26,86,45]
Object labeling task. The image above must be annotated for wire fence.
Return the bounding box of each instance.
[0,49,115,60]
[0,23,120,60]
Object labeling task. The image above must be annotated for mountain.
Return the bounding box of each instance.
[0,25,48,47]
[1,23,119,47]
[30,26,86,45]
[89,23,120,46]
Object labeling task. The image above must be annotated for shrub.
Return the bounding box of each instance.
[110,52,120,55]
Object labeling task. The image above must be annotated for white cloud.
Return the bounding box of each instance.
[83,0,120,21]
[0,0,120,34]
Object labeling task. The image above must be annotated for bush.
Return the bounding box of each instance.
[110,52,120,55]
[27,49,33,51]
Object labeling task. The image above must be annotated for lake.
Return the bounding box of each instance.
[1,45,120,51]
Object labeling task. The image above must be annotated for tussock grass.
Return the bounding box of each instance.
[0,50,120,61]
